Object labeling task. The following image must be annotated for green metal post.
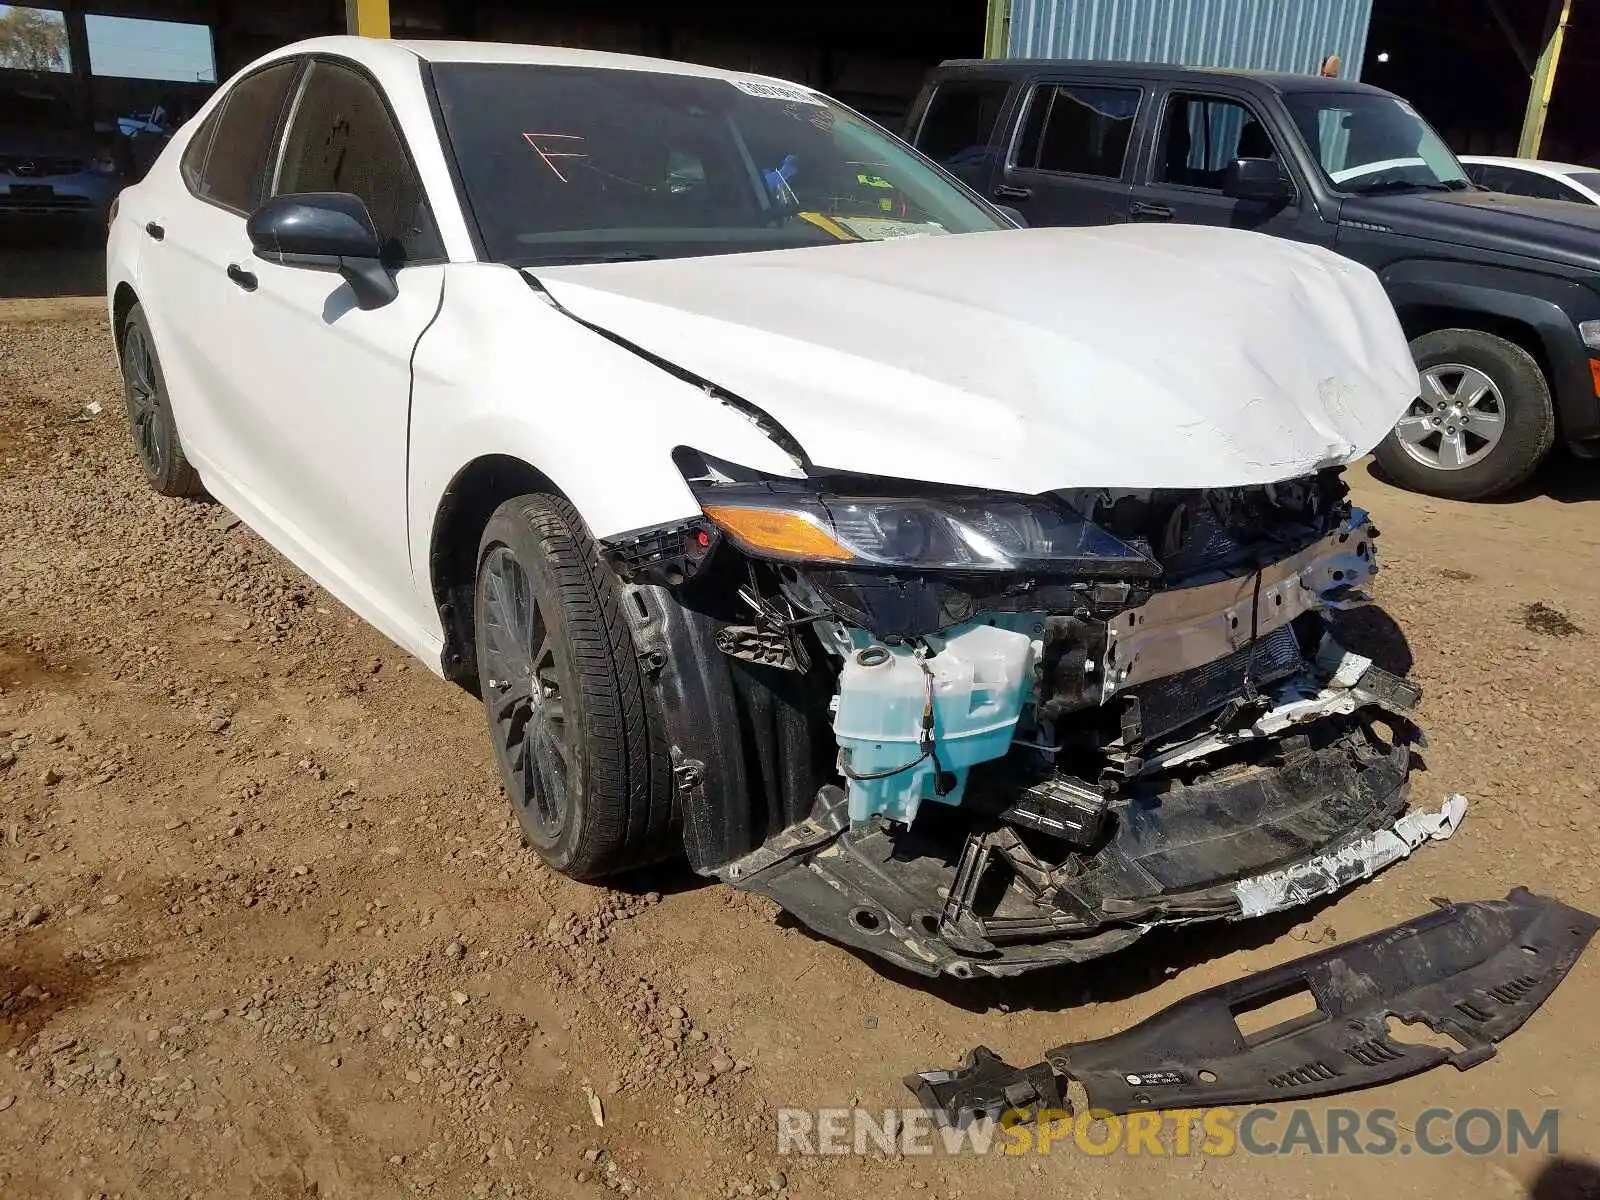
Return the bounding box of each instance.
[984,0,1012,58]
[1517,0,1573,158]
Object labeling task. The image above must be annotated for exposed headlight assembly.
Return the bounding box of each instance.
[694,483,1157,575]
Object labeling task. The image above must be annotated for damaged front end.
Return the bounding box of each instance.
[607,459,1442,978]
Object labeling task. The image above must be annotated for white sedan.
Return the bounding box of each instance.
[1460,155,1600,206]
[107,36,1436,978]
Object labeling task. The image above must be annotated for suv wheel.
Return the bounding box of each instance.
[1372,328,1555,500]
[473,493,677,880]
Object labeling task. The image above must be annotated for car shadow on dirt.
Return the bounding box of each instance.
[608,860,714,899]
[1363,454,1600,506]
[1528,1157,1600,1200]
[833,894,1348,1015]
[1328,602,1414,676]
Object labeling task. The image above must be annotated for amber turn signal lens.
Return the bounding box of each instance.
[701,505,855,562]
[1590,358,1600,398]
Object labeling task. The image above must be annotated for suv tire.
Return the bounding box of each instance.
[1373,328,1555,500]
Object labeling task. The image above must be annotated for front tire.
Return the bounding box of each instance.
[119,303,204,498]
[1372,328,1555,500]
[473,493,676,880]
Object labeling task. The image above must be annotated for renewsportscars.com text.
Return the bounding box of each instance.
[775,1106,1561,1158]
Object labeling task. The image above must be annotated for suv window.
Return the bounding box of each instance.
[1014,83,1140,179]
[193,60,299,213]
[1157,94,1279,190]
[275,59,443,263]
[916,81,1010,171]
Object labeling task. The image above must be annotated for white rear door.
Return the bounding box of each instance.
[135,58,303,474]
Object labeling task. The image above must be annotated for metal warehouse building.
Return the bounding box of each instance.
[0,0,1592,169]
[998,0,1374,77]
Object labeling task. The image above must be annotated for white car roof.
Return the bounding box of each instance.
[261,35,811,89]
[1460,155,1598,177]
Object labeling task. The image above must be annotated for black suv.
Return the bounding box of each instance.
[906,61,1600,499]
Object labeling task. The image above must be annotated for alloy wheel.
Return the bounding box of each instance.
[1394,363,1508,471]
[479,546,573,843]
[123,324,166,477]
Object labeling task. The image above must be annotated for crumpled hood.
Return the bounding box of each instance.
[532,225,1420,493]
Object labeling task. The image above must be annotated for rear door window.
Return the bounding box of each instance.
[179,107,220,193]
[915,80,1011,171]
[274,59,443,263]
[1012,83,1141,179]
[191,60,299,213]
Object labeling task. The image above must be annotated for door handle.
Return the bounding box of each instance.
[226,263,258,292]
[144,221,165,240]
[993,184,1033,201]
[1130,201,1175,221]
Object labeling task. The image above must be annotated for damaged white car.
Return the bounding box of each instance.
[107,37,1443,978]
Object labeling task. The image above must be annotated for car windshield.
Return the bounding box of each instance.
[1284,91,1470,195]
[430,62,1007,267]
[1567,171,1600,195]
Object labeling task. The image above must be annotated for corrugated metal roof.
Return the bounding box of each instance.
[1006,0,1375,81]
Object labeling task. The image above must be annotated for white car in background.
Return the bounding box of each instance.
[104,36,1438,979]
[1461,156,1600,206]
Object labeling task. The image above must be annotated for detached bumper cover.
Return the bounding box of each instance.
[908,888,1599,1123]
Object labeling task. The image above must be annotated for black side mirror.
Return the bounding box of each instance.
[1224,157,1292,204]
[247,192,398,311]
[995,204,1028,228]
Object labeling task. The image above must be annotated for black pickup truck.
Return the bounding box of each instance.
[906,61,1600,499]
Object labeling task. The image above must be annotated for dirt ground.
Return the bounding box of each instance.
[2,300,1599,1200]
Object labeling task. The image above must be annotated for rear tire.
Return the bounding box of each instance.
[473,493,677,880]
[119,303,204,498]
[1372,327,1555,500]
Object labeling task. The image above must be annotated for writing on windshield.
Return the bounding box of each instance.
[433,62,1005,265]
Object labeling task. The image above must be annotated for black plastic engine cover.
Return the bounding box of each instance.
[1057,887,1598,1111]
[907,889,1597,1119]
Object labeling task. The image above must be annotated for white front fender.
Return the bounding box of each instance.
[407,263,804,590]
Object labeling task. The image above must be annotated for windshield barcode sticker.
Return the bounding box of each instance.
[728,78,825,106]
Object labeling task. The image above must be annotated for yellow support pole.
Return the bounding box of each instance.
[984,0,1012,58]
[345,0,390,38]
[1517,0,1573,158]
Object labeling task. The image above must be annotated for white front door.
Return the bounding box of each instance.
[208,58,452,646]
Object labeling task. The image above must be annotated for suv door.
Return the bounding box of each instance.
[221,56,448,629]
[907,77,1014,196]
[137,58,302,477]
[1128,88,1329,244]
[989,79,1143,226]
